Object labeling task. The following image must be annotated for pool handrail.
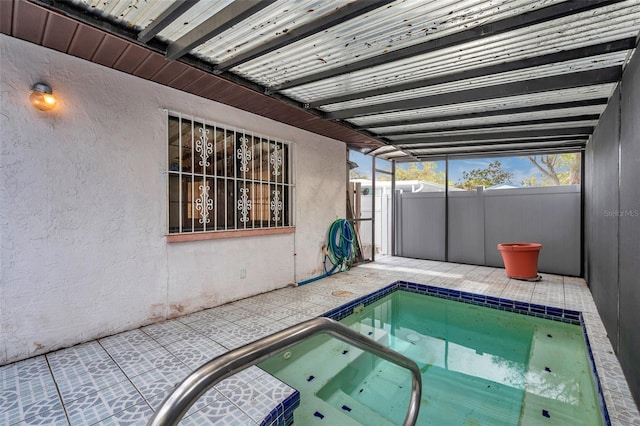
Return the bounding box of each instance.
[147,316,422,426]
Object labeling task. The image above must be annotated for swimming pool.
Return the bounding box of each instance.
[260,281,607,425]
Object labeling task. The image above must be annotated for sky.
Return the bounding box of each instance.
[349,150,565,186]
[446,156,541,185]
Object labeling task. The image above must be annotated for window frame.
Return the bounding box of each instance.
[165,111,295,241]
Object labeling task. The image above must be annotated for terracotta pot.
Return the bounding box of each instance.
[497,243,542,279]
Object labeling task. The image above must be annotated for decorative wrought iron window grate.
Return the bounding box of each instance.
[167,112,293,234]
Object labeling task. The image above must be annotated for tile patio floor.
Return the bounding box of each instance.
[2,256,639,425]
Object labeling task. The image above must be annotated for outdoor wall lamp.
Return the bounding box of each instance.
[30,82,56,111]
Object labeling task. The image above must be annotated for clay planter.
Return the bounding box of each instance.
[497,243,542,280]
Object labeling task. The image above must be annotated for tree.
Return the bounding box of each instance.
[520,176,538,187]
[524,153,580,186]
[349,168,369,180]
[395,162,445,182]
[457,160,513,190]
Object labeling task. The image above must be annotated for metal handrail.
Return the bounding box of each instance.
[147,317,422,426]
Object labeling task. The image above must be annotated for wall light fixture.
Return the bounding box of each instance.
[30,82,57,111]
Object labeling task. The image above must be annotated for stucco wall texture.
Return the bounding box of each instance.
[0,35,346,364]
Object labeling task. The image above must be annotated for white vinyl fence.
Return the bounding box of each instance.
[394,185,581,276]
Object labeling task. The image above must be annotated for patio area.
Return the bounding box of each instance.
[2,256,638,425]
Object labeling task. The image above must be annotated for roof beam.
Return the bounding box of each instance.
[326,67,621,120]
[368,146,401,156]
[413,143,586,158]
[311,38,636,107]
[409,141,585,156]
[137,0,200,43]
[392,127,594,145]
[357,99,609,130]
[166,0,276,60]
[274,0,623,91]
[398,136,586,149]
[215,0,395,73]
[375,115,600,136]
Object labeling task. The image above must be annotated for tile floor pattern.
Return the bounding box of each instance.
[2,257,639,425]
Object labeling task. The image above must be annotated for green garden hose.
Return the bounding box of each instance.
[298,219,359,286]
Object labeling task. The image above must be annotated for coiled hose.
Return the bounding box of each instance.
[297,219,359,286]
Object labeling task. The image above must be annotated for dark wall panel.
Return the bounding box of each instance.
[586,48,640,405]
[586,88,620,348]
[618,49,640,405]
[584,138,593,283]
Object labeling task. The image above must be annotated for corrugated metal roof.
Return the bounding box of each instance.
[236,0,566,86]
[348,84,618,126]
[317,51,628,112]
[14,0,640,157]
[156,1,234,43]
[371,105,606,133]
[383,120,600,139]
[192,0,354,64]
[276,1,639,101]
[68,0,173,30]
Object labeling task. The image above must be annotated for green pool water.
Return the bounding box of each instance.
[259,290,603,425]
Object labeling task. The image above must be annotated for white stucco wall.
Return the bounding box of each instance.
[0,35,346,364]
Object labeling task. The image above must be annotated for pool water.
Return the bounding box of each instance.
[259,290,603,425]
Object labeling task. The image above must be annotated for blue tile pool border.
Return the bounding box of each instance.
[260,389,300,426]
[320,280,610,426]
[583,329,612,426]
[322,280,585,324]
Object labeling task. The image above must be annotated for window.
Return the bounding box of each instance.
[167,113,293,234]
